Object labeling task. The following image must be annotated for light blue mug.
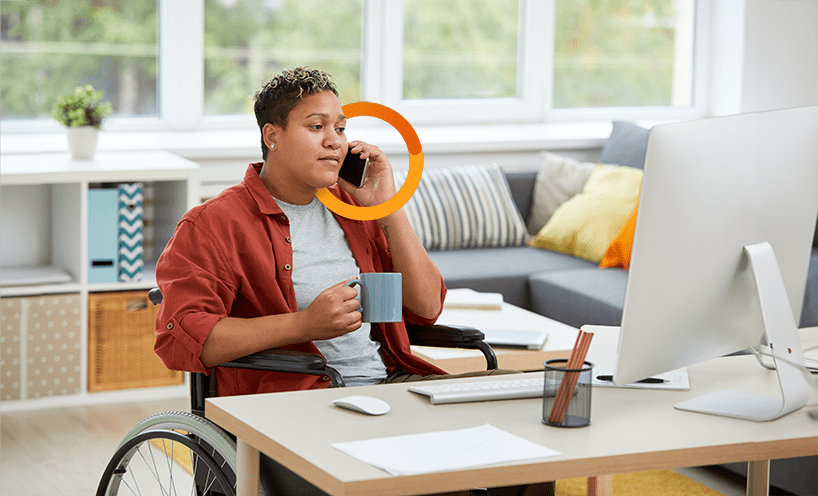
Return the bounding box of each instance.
[345,272,402,323]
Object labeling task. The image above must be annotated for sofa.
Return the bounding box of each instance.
[415,121,818,331]
[402,122,818,495]
[428,167,818,330]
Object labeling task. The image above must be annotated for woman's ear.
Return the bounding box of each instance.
[262,123,277,151]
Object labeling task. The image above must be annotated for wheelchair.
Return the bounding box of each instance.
[96,288,498,496]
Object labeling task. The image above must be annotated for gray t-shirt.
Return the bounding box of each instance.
[276,197,388,386]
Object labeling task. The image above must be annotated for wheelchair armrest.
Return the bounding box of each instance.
[191,350,344,416]
[219,349,345,387]
[406,323,498,370]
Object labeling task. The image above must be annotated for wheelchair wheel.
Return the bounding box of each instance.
[96,411,238,496]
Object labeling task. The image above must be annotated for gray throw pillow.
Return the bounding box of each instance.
[600,121,650,169]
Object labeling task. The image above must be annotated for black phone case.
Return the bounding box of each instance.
[339,152,368,188]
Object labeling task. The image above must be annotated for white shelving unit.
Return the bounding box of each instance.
[1,151,199,411]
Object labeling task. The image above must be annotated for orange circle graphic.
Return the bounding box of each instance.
[316,102,423,221]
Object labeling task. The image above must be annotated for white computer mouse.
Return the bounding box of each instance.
[332,395,390,416]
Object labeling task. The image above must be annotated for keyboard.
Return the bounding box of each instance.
[408,377,558,405]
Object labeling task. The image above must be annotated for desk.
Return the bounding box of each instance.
[206,327,818,496]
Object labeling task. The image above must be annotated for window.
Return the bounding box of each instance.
[374,0,548,124]
[0,0,158,121]
[203,0,363,116]
[376,0,699,124]
[401,0,520,101]
[0,0,703,132]
[553,0,695,109]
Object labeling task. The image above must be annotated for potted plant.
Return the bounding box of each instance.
[52,85,113,160]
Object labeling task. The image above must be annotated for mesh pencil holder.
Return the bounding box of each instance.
[542,359,593,428]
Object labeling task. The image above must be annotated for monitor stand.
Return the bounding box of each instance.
[674,242,811,421]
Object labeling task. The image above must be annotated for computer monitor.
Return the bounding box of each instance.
[609,105,818,421]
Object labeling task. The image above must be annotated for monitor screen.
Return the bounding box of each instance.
[611,105,818,414]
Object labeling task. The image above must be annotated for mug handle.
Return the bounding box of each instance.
[345,279,363,312]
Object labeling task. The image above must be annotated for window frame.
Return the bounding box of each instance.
[547,0,709,123]
[366,0,551,125]
[1,0,709,137]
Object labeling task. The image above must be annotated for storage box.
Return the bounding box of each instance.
[1,297,23,401]
[1,294,82,400]
[88,290,183,391]
[88,188,119,283]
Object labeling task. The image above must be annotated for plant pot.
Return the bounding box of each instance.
[66,126,99,160]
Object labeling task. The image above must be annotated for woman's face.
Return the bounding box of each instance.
[266,90,349,195]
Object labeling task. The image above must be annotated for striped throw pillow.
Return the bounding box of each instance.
[394,163,529,251]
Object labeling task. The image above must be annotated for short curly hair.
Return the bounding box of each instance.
[253,67,339,160]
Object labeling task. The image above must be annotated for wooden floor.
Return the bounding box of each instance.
[1,397,189,496]
[1,397,748,496]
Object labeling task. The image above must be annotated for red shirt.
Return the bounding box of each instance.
[154,163,447,396]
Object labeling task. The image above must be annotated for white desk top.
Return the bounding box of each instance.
[207,327,818,496]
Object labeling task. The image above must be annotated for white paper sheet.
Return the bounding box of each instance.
[411,346,523,360]
[331,423,560,476]
[591,368,690,390]
[410,346,487,360]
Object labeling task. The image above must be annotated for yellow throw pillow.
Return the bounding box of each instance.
[530,165,642,262]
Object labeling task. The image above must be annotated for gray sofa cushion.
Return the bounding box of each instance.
[600,121,650,169]
[528,267,628,329]
[504,171,537,223]
[430,246,593,310]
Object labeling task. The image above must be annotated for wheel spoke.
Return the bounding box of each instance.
[136,444,169,496]
[202,468,218,495]
[164,439,177,496]
[162,439,173,496]
[119,477,140,496]
[190,453,199,496]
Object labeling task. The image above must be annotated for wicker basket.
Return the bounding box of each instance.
[88,290,183,392]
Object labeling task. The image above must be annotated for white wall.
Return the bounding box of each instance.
[711,0,818,116]
[742,0,818,113]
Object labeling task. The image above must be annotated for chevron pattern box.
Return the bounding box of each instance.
[118,183,144,282]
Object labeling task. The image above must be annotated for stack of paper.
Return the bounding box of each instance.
[444,288,503,310]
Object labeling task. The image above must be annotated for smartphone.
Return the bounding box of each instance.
[339,151,369,188]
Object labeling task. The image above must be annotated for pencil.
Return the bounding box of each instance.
[548,330,593,424]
